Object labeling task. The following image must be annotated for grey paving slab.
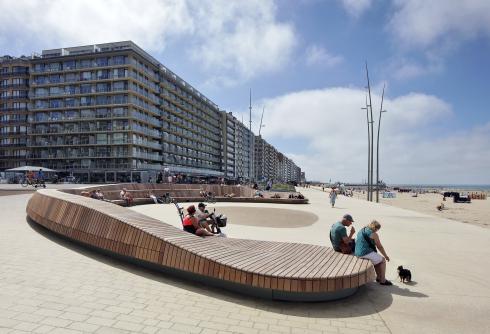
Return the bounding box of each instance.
[2,189,490,333]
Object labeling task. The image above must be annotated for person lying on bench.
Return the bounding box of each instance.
[149,191,161,204]
[182,205,214,237]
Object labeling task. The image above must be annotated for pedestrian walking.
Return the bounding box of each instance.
[329,188,337,208]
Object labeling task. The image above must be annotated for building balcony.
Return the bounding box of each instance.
[0,71,29,77]
[0,84,29,90]
[31,60,130,74]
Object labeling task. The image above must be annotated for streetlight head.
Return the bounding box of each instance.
[381,110,387,113]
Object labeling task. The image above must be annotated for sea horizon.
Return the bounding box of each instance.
[388,184,490,191]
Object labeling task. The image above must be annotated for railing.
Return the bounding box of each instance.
[30,111,130,123]
[0,119,28,124]
[32,97,129,110]
[0,84,29,89]
[0,95,29,99]
[31,72,130,86]
[0,143,27,147]
[31,88,130,98]
[0,71,29,76]
[31,59,130,73]
[132,151,162,161]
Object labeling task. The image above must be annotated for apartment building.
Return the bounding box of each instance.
[1,41,302,183]
[223,112,254,182]
[0,56,30,170]
[255,135,301,183]
[28,41,223,182]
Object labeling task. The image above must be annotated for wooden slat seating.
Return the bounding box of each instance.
[68,184,308,205]
[26,188,375,301]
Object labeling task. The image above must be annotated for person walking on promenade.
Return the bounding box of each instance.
[329,188,337,208]
[330,214,356,254]
[355,220,392,285]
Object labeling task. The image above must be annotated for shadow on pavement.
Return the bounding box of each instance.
[26,216,427,319]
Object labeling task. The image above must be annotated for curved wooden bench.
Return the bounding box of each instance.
[26,188,375,301]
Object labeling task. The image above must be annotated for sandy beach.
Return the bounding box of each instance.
[350,190,490,228]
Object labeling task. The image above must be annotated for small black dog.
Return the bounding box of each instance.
[397,266,412,283]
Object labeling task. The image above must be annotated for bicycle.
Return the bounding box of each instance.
[20,177,45,188]
[20,177,33,187]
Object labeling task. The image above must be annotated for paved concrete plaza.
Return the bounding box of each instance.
[1,187,490,333]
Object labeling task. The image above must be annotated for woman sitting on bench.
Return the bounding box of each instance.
[182,205,214,237]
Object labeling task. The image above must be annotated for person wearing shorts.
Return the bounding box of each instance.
[355,220,392,285]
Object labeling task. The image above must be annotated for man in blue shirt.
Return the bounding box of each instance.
[330,214,356,253]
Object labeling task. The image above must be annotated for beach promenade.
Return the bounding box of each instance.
[1,187,490,333]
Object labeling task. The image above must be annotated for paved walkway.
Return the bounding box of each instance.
[1,188,489,333]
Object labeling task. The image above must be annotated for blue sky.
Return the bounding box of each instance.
[1,0,489,183]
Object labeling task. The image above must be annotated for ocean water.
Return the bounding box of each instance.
[389,184,490,191]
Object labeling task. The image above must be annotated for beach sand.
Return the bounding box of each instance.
[353,191,490,228]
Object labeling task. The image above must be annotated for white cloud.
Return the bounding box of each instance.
[255,86,490,184]
[189,1,296,83]
[389,0,490,49]
[339,0,373,18]
[305,45,343,67]
[0,0,193,52]
[0,0,296,85]
[388,57,443,80]
[386,1,490,81]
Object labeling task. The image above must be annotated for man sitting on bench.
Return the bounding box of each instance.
[196,202,219,234]
[330,214,356,254]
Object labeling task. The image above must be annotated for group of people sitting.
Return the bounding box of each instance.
[330,214,392,286]
[149,191,172,204]
[182,202,223,237]
[199,190,215,199]
[81,189,105,200]
[254,190,264,198]
[288,193,305,199]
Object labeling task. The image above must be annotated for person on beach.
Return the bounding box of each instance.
[329,188,337,208]
[355,220,392,285]
[330,214,356,254]
[182,205,214,237]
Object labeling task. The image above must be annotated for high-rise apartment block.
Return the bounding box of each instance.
[0,41,302,183]
[0,56,30,170]
[254,135,301,183]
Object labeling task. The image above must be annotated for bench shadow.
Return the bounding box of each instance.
[26,216,426,319]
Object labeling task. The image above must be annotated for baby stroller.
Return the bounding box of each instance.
[207,208,227,234]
